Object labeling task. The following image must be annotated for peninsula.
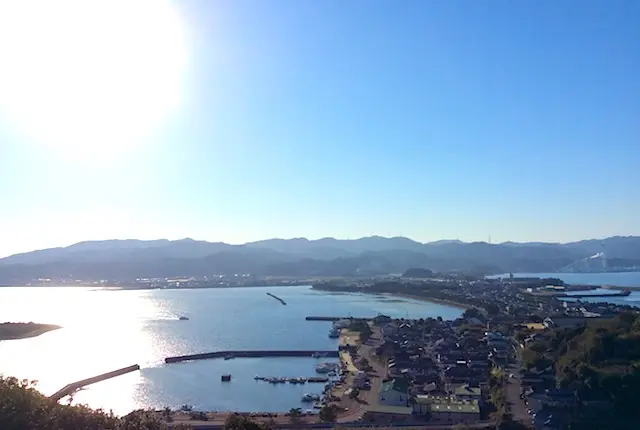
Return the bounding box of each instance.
[0,322,61,341]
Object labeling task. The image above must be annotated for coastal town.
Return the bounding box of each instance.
[149,273,637,429]
[4,272,638,429]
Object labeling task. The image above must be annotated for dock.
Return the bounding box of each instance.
[266,292,287,305]
[165,350,339,364]
[305,316,363,321]
[535,290,632,298]
[560,291,631,298]
[254,376,330,384]
[49,364,140,401]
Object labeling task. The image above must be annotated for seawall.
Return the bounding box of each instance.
[165,350,339,364]
[50,364,140,401]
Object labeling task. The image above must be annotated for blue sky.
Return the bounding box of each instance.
[0,0,639,256]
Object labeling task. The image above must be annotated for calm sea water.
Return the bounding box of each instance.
[0,285,463,415]
[492,272,640,307]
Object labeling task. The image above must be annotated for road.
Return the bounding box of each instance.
[337,326,387,423]
[505,359,530,423]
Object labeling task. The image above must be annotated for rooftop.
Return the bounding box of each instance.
[431,402,480,414]
[381,377,410,394]
[366,405,414,415]
[452,384,482,397]
[414,395,480,414]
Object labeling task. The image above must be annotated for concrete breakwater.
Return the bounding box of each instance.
[305,316,344,321]
[50,364,140,401]
[165,350,339,364]
[266,292,287,305]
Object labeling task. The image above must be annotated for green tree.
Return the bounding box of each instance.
[288,407,302,423]
[318,404,338,422]
[349,388,360,399]
[224,414,270,430]
[0,376,190,430]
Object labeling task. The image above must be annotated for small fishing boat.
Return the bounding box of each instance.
[302,393,320,402]
[221,374,232,382]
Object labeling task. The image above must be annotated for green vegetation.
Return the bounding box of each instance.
[348,319,372,341]
[0,376,191,429]
[522,313,640,429]
[489,368,507,414]
[286,407,302,424]
[318,404,338,422]
[224,414,271,430]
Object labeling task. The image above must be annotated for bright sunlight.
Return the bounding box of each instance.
[0,0,187,160]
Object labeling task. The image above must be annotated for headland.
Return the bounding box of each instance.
[0,322,61,341]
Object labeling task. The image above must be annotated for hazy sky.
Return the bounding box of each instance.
[0,0,639,257]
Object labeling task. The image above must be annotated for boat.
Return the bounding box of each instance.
[315,362,339,373]
[221,374,232,382]
[224,354,234,360]
[178,316,189,320]
[302,393,320,402]
[333,319,351,329]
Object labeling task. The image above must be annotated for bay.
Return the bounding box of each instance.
[0,285,463,415]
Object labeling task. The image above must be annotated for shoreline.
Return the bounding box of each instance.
[390,293,472,310]
[312,286,473,310]
[0,323,61,341]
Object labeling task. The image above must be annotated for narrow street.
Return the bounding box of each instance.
[505,360,530,423]
[337,325,386,423]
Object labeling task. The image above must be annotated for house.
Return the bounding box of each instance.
[543,316,588,329]
[412,395,480,423]
[379,378,409,406]
[450,383,482,400]
[430,401,480,424]
[363,405,413,423]
[527,389,577,413]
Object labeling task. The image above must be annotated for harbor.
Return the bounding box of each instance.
[0,285,466,414]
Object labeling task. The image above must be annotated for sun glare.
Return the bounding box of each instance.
[0,0,187,160]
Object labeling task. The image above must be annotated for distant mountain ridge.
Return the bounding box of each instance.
[1,236,639,282]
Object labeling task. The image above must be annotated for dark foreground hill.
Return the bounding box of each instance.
[1,236,639,282]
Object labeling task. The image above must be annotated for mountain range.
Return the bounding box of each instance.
[1,236,640,283]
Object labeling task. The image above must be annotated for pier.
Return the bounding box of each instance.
[535,290,632,298]
[165,350,339,364]
[560,290,631,298]
[50,364,140,402]
[305,316,343,321]
[266,292,287,305]
[254,376,330,384]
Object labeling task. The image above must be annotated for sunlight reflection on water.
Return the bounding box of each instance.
[0,285,463,414]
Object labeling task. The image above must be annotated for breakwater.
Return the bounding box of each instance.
[254,376,329,384]
[563,290,631,298]
[266,292,287,305]
[165,350,339,364]
[50,364,140,401]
